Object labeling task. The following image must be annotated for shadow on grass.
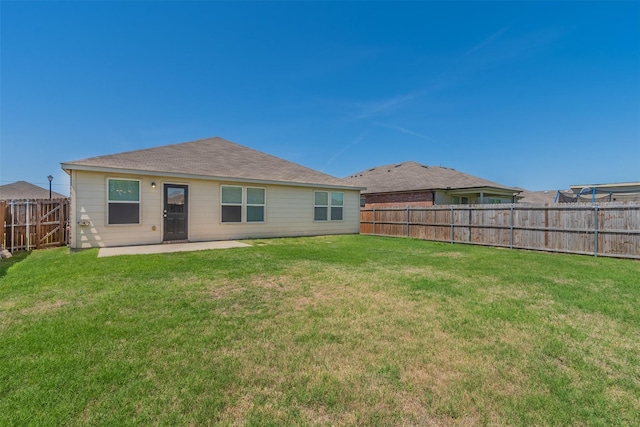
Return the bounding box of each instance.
[0,251,31,279]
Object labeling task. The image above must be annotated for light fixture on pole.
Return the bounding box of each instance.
[47,175,53,199]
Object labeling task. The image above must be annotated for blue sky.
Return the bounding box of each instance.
[2,1,639,196]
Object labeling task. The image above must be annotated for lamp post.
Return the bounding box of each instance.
[47,175,53,199]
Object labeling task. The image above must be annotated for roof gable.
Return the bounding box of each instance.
[345,161,518,194]
[62,137,358,189]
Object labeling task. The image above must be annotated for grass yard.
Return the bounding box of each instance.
[1,235,639,426]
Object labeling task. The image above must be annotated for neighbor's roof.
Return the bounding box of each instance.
[569,182,640,191]
[345,161,520,194]
[62,137,361,189]
[517,189,557,205]
[0,181,66,200]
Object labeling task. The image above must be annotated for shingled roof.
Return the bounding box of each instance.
[62,137,359,189]
[345,161,519,194]
[517,189,557,204]
[0,181,66,200]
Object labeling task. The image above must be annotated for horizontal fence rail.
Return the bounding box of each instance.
[1,198,70,252]
[360,203,640,259]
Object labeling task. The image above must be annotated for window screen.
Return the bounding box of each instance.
[221,186,243,223]
[108,179,140,224]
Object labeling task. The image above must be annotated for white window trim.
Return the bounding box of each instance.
[221,185,243,224]
[331,191,344,221]
[314,191,329,221]
[314,190,344,222]
[246,186,266,223]
[106,178,141,226]
[220,185,266,224]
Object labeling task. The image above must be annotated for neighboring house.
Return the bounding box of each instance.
[61,137,362,249]
[345,161,521,208]
[516,189,557,205]
[0,181,66,200]
[557,182,640,203]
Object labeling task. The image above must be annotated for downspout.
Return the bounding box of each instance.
[70,169,76,250]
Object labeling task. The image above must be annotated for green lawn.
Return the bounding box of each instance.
[1,235,639,426]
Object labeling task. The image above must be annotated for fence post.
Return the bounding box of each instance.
[10,201,14,252]
[594,205,599,257]
[510,204,514,250]
[450,205,454,244]
[0,201,5,249]
[373,208,376,236]
[544,206,549,248]
[406,206,410,237]
[61,199,67,246]
[36,200,42,249]
[26,200,31,251]
[433,208,436,240]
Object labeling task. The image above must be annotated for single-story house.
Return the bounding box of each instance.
[61,137,363,249]
[0,181,66,200]
[344,161,521,208]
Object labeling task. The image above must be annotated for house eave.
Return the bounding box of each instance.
[61,163,365,191]
[443,186,522,195]
[570,182,640,191]
[362,186,521,196]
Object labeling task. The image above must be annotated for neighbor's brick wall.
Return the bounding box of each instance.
[363,191,435,208]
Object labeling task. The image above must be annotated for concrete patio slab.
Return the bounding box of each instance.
[98,241,251,257]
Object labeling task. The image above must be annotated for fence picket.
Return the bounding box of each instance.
[1,198,69,252]
[360,203,640,259]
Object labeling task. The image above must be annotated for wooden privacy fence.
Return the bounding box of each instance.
[360,203,640,259]
[1,198,70,252]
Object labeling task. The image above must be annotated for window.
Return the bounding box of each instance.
[246,187,265,222]
[221,185,266,223]
[221,186,242,223]
[331,192,344,220]
[314,191,344,221]
[314,191,328,221]
[108,179,140,224]
[452,196,469,205]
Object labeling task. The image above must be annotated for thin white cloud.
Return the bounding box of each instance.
[462,26,511,58]
[497,27,563,59]
[321,131,369,172]
[460,26,563,65]
[350,91,421,121]
[375,122,441,144]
